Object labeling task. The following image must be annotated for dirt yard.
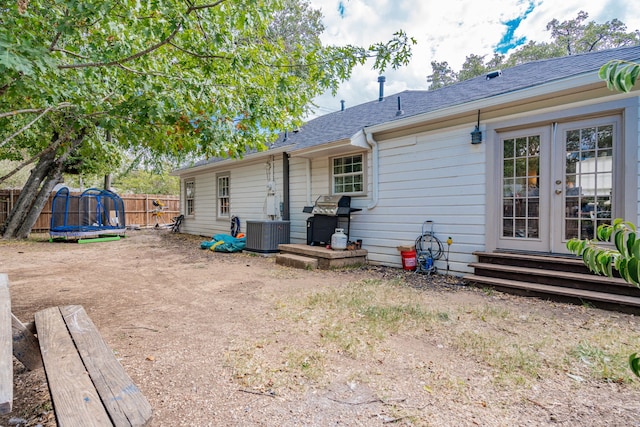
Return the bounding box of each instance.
[1,229,640,426]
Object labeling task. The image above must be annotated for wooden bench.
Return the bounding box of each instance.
[1,273,152,426]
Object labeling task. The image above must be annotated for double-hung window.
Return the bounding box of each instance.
[185,179,195,216]
[332,154,365,195]
[217,173,230,217]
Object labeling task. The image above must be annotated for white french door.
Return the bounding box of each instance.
[497,115,619,253]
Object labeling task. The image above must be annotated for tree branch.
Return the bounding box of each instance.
[187,0,228,12]
[0,126,74,186]
[51,48,90,59]
[167,41,232,60]
[0,145,55,186]
[58,25,183,69]
[57,0,230,70]
[0,103,74,149]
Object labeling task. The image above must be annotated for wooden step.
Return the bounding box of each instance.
[464,274,640,313]
[468,262,639,297]
[473,251,591,274]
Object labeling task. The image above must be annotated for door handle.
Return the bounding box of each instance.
[555,189,562,194]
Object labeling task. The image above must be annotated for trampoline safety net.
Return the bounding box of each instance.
[50,187,126,238]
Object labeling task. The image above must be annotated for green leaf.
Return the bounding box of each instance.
[628,257,640,286]
[614,229,626,256]
[596,224,612,241]
[627,232,636,257]
[617,258,630,283]
[632,239,640,260]
[595,252,612,277]
[630,353,640,378]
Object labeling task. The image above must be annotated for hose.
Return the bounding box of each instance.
[230,216,240,237]
[415,232,444,260]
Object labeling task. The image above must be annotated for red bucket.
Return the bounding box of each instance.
[401,250,417,271]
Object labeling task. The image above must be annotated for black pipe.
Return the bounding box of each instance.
[378,76,385,101]
[282,152,290,220]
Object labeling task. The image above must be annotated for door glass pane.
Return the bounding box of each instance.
[501,135,540,239]
[564,124,614,240]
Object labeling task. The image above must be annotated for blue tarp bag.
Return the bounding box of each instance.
[200,234,246,252]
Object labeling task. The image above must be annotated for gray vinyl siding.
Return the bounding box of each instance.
[180,155,287,238]
[172,47,640,275]
[287,158,311,243]
[350,126,486,274]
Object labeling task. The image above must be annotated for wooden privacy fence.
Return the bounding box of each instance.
[0,190,179,232]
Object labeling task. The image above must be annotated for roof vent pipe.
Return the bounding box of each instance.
[340,100,345,111]
[378,76,386,101]
[486,70,502,80]
[396,96,404,116]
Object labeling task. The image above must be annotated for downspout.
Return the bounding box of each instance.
[364,129,379,210]
[306,158,312,206]
[282,152,290,220]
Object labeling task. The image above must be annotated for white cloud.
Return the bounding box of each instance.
[308,0,640,117]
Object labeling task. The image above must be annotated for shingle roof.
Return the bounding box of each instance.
[271,44,640,151]
[184,45,640,170]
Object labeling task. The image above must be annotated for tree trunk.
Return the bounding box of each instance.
[1,130,85,239]
[14,165,63,239]
[1,149,58,238]
[104,173,112,191]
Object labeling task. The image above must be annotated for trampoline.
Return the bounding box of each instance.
[49,187,126,240]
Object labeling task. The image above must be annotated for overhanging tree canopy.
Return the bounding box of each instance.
[0,0,415,238]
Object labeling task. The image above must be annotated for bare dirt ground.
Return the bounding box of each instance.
[1,229,640,427]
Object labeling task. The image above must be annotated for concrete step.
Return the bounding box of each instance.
[278,244,368,269]
[275,253,318,270]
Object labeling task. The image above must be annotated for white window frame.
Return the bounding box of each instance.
[217,173,230,218]
[331,153,366,195]
[185,179,195,216]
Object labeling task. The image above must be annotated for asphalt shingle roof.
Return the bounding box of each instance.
[185,45,640,170]
[272,44,640,151]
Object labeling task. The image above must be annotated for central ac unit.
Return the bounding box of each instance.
[245,220,290,253]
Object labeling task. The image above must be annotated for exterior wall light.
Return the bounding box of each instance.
[471,110,482,144]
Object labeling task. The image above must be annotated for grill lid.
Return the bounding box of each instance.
[303,195,359,216]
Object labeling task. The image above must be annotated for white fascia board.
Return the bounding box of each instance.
[350,130,369,149]
[288,131,369,159]
[365,73,604,134]
[288,138,352,158]
[170,144,294,176]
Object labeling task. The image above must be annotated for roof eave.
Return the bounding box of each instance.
[170,144,294,176]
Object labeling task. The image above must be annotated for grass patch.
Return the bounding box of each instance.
[453,330,543,386]
[302,278,451,356]
[569,340,635,383]
[225,342,327,393]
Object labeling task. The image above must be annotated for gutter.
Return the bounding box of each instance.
[363,128,379,210]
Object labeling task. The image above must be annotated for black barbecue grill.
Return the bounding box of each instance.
[303,195,361,246]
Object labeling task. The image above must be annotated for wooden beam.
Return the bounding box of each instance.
[60,305,152,427]
[0,274,12,414]
[35,306,113,426]
[11,313,42,371]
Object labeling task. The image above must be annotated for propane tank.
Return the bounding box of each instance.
[331,228,348,250]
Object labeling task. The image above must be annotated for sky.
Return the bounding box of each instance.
[307,0,640,118]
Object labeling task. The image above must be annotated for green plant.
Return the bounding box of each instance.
[566,219,639,285]
[566,218,640,377]
[599,59,640,93]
